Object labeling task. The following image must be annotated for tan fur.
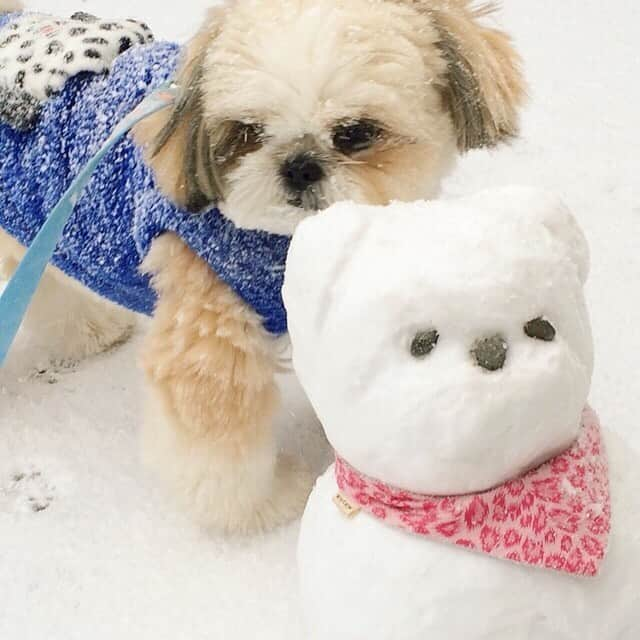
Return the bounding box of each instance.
[140,234,312,533]
[133,109,192,209]
[133,10,223,209]
[347,140,456,205]
[405,0,527,149]
[140,233,276,441]
[0,0,22,12]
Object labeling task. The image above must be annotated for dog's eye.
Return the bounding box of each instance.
[410,329,439,358]
[524,317,556,341]
[332,120,382,154]
[233,122,264,146]
[215,121,265,163]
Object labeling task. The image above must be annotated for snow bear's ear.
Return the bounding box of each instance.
[283,203,372,334]
[539,195,590,285]
[477,186,590,285]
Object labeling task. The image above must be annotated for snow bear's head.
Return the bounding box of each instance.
[283,187,593,495]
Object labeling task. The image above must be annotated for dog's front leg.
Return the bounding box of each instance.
[140,234,311,534]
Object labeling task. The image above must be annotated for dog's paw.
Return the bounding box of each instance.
[0,468,56,514]
[40,309,135,365]
[188,454,314,536]
[242,455,314,534]
[4,272,136,373]
[142,397,315,536]
[3,346,79,382]
[25,359,78,383]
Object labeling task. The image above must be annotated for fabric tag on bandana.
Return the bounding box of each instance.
[333,492,361,518]
[0,11,154,130]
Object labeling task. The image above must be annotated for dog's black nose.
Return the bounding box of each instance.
[282,154,324,192]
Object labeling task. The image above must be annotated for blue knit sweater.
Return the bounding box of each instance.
[0,15,290,335]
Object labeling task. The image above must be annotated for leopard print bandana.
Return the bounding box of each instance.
[335,406,611,577]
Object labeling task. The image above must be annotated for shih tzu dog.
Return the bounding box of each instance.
[0,0,524,533]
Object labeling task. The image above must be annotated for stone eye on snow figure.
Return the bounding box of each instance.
[525,317,556,341]
[410,329,439,358]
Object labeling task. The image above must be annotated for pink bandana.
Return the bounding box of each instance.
[335,407,611,577]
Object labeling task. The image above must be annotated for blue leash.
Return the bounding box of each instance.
[0,83,178,366]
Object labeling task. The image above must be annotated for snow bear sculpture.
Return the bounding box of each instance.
[283,187,640,640]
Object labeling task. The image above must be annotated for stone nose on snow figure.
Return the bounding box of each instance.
[471,334,508,371]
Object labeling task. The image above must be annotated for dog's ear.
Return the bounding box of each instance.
[133,10,224,212]
[434,1,526,150]
[406,1,526,151]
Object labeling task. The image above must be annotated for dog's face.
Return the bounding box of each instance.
[195,0,457,235]
[136,0,525,235]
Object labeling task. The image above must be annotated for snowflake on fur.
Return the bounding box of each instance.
[0,11,154,130]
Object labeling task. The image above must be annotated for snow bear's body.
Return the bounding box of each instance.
[283,187,640,639]
[298,433,640,640]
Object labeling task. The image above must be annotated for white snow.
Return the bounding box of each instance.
[1,1,639,638]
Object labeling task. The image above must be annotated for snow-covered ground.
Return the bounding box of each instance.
[1,1,638,638]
